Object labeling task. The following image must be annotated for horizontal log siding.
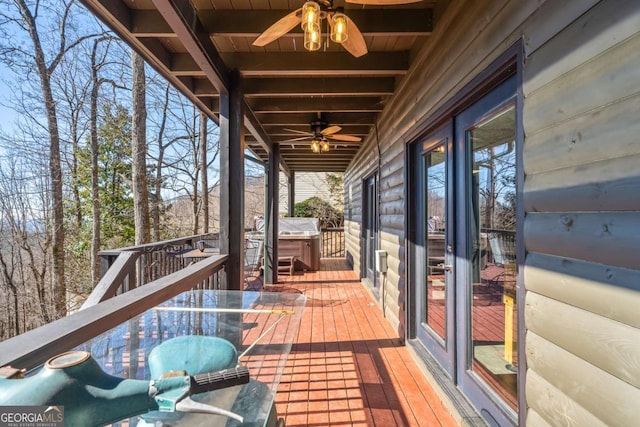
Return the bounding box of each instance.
[522,1,640,425]
[526,331,640,427]
[525,370,607,427]
[344,170,365,275]
[525,253,640,330]
[526,292,640,389]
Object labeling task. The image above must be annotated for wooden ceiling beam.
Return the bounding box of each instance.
[190,96,384,116]
[286,158,353,162]
[251,139,364,147]
[151,0,229,93]
[221,52,409,77]
[278,150,361,156]
[192,76,395,97]
[280,160,356,167]
[249,97,385,114]
[254,112,377,126]
[289,167,350,172]
[171,52,409,77]
[261,125,371,136]
[131,9,433,37]
[244,77,396,97]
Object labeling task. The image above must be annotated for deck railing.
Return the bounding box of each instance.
[0,254,228,369]
[91,233,221,304]
[0,228,346,369]
[321,227,345,258]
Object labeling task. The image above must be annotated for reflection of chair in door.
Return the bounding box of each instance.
[427,233,445,275]
[488,232,515,266]
[244,239,263,285]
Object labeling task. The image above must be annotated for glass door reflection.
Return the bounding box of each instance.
[467,105,518,410]
[424,144,447,340]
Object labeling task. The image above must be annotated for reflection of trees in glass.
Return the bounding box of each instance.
[475,142,516,231]
[495,174,516,231]
[427,159,446,229]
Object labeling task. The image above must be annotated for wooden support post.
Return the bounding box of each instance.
[264,143,280,284]
[288,173,295,218]
[219,69,244,290]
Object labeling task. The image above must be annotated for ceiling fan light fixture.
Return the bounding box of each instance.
[301,1,320,31]
[304,22,322,51]
[331,12,348,43]
[310,138,322,153]
[321,140,330,152]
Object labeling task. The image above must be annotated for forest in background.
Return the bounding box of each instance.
[0,0,236,340]
[0,0,342,341]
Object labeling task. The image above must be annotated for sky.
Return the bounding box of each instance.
[0,62,19,132]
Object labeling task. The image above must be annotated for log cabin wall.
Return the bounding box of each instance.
[521,0,640,425]
[344,0,640,424]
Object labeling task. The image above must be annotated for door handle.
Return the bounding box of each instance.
[437,263,453,272]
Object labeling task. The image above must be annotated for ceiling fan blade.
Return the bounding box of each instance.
[320,125,342,136]
[283,128,313,136]
[253,9,301,47]
[281,136,312,143]
[328,134,362,142]
[341,17,368,58]
[346,0,422,4]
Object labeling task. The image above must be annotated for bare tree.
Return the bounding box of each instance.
[0,152,53,335]
[156,100,219,236]
[200,111,209,233]
[149,83,171,241]
[88,36,125,283]
[0,0,95,318]
[56,54,91,231]
[131,51,150,245]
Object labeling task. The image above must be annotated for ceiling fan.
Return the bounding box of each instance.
[281,119,363,153]
[253,0,422,58]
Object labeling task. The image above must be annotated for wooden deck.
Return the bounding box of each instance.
[249,259,459,427]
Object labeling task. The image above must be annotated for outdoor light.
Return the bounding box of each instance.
[302,2,321,51]
[330,12,348,44]
[253,1,368,57]
[310,138,321,153]
[301,1,320,31]
[304,22,322,51]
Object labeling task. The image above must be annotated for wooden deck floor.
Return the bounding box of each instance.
[252,259,459,427]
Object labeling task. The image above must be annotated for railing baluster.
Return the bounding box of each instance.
[320,228,345,258]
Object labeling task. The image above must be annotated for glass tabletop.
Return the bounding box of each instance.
[75,289,306,426]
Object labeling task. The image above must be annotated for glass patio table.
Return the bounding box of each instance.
[75,289,306,427]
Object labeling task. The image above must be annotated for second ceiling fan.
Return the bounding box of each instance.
[253,0,422,58]
[281,119,362,153]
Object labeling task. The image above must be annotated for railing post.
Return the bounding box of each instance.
[82,252,139,309]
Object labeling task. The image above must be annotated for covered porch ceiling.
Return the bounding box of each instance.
[80,0,441,174]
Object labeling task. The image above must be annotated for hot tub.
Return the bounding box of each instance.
[278,219,321,271]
